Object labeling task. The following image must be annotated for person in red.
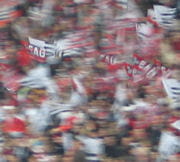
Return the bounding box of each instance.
[1,105,26,138]
[50,115,78,135]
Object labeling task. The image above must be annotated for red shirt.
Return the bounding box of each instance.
[2,117,26,133]
[129,119,149,129]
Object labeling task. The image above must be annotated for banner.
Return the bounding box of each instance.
[101,52,171,82]
[26,39,59,62]
[131,54,171,82]
[27,31,92,62]
[29,37,57,56]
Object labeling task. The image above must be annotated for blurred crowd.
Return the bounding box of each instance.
[0,0,180,161]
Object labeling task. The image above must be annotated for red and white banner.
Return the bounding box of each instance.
[128,54,171,83]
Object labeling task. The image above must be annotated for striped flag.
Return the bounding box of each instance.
[28,37,57,61]
[0,5,21,27]
[162,78,180,106]
[153,5,177,29]
[49,104,73,116]
[55,31,92,58]
[28,31,92,61]
[55,38,84,58]
[29,37,56,55]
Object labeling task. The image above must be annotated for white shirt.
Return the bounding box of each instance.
[80,136,104,161]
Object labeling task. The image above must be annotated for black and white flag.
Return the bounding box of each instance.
[162,78,180,107]
[153,5,177,29]
[28,37,57,58]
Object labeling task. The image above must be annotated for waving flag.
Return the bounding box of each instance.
[28,37,57,62]
[0,4,22,27]
[162,79,180,105]
[55,31,93,58]
[153,5,177,29]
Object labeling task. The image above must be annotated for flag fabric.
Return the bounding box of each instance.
[147,9,156,21]
[19,65,50,88]
[19,65,59,97]
[171,120,180,130]
[55,31,93,58]
[124,54,171,84]
[153,5,177,29]
[28,32,92,61]
[136,22,163,57]
[112,0,128,9]
[162,78,180,106]
[0,3,22,27]
[28,37,57,62]
[0,6,16,20]
[136,22,153,40]
[49,104,73,117]
[29,37,56,55]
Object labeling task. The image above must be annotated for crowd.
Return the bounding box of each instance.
[0,0,179,161]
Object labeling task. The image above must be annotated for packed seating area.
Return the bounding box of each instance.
[0,0,179,161]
